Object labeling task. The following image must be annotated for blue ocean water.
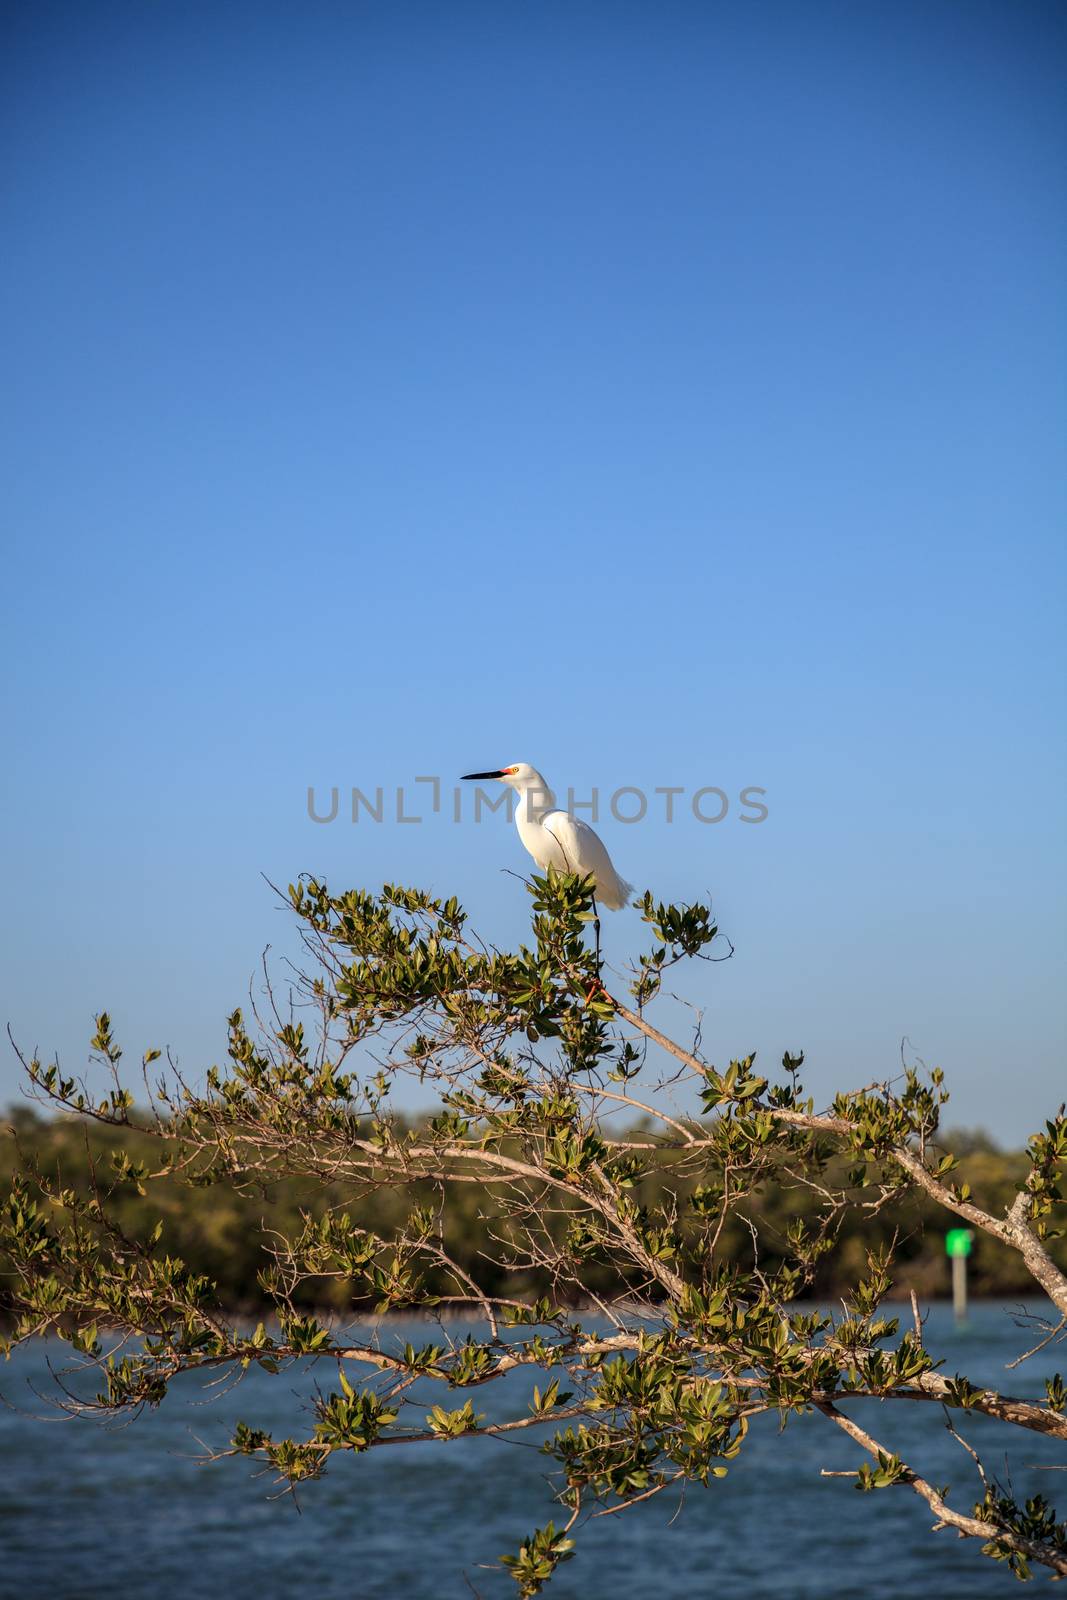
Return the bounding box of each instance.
[1,1303,1063,1599]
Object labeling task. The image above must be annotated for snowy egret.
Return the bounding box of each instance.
[461,764,634,910]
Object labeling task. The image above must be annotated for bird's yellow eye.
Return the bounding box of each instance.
[503,765,519,774]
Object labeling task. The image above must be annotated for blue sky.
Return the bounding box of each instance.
[2,1,1064,1140]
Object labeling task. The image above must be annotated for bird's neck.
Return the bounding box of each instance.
[515,775,556,824]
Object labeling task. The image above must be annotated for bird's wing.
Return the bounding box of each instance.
[539,811,613,878]
[540,812,633,909]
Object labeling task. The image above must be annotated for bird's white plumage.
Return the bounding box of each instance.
[533,810,633,910]
[467,763,633,911]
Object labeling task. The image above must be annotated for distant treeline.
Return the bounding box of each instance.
[3,1106,1061,1312]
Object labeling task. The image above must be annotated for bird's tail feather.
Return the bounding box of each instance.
[599,873,634,912]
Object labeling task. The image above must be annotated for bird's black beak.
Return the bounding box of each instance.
[462,770,506,780]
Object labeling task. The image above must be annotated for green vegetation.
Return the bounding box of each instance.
[2,872,1065,1590]
[1,1108,1056,1311]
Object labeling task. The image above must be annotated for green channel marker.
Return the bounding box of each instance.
[946,1228,973,1322]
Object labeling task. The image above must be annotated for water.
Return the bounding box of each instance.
[2,1303,1063,1599]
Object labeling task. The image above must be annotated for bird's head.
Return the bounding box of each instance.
[461,762,540,789]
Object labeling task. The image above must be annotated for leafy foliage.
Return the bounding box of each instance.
[2,869,1066,1590]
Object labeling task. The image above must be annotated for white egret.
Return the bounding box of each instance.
[461,763,634,910]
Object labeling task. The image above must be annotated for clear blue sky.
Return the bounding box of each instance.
[2,1,1064,1141]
